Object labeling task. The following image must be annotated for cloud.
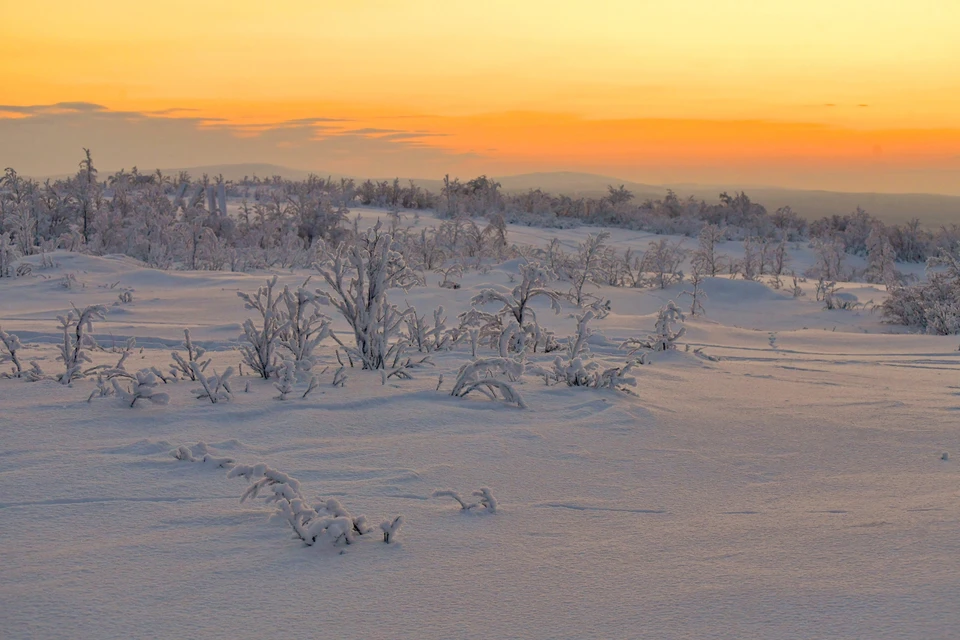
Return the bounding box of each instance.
[0,103,472,179]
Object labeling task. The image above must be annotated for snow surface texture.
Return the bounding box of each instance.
[1,213,958,639]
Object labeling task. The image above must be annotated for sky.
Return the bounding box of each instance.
[2,0,960,193]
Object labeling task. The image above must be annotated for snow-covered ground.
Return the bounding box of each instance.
[1,217,958,639]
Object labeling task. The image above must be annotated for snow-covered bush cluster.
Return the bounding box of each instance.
[882,245,960,334]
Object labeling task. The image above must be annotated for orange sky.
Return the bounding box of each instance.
[2,0,960,192]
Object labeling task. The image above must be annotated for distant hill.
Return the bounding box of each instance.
[43,164,960,227]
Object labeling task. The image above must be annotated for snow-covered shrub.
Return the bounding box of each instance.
[274,360,296,400]
[170,329,210,381]
[192,366,234,403]
[171,442,235,468]
[0,232,21,278]
[238,276,288,379]
[567,232,609,307]
[680,267,707,316]
[0,327,24,378]
[535,311,637,391]
[404,305,459,353]
[111,369,170,407]
[865,225,899,285]
[464,262,562,355]
[56,304,107,385]
[691,224,726,276]
[316,222,420,370]
[450,358,526,408]
[623,300,686,353]
[642,239,686,289]
[472,262,561,326]
[432,488,498,513]
[380,516,404,543]
[227,463,398,547]
[278,283,331,375]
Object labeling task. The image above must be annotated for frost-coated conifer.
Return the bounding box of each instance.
[56,304,107,385]
[238,276,288,379]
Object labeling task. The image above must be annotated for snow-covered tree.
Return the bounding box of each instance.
[680,267,707,317]
[866,224,898,286]
[692,224,726,276]
[278,284,331,375]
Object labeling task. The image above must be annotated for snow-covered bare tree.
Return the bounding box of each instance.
[316,222,420,370]
[692,224,725,276]
[568,232,609,307]
[680,266,707,316]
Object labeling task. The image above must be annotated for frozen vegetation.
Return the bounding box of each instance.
[1,157,960,638]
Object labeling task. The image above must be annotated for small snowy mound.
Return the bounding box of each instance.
[697,277,788,303]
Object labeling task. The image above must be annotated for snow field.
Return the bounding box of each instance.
[1,218,958,639]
